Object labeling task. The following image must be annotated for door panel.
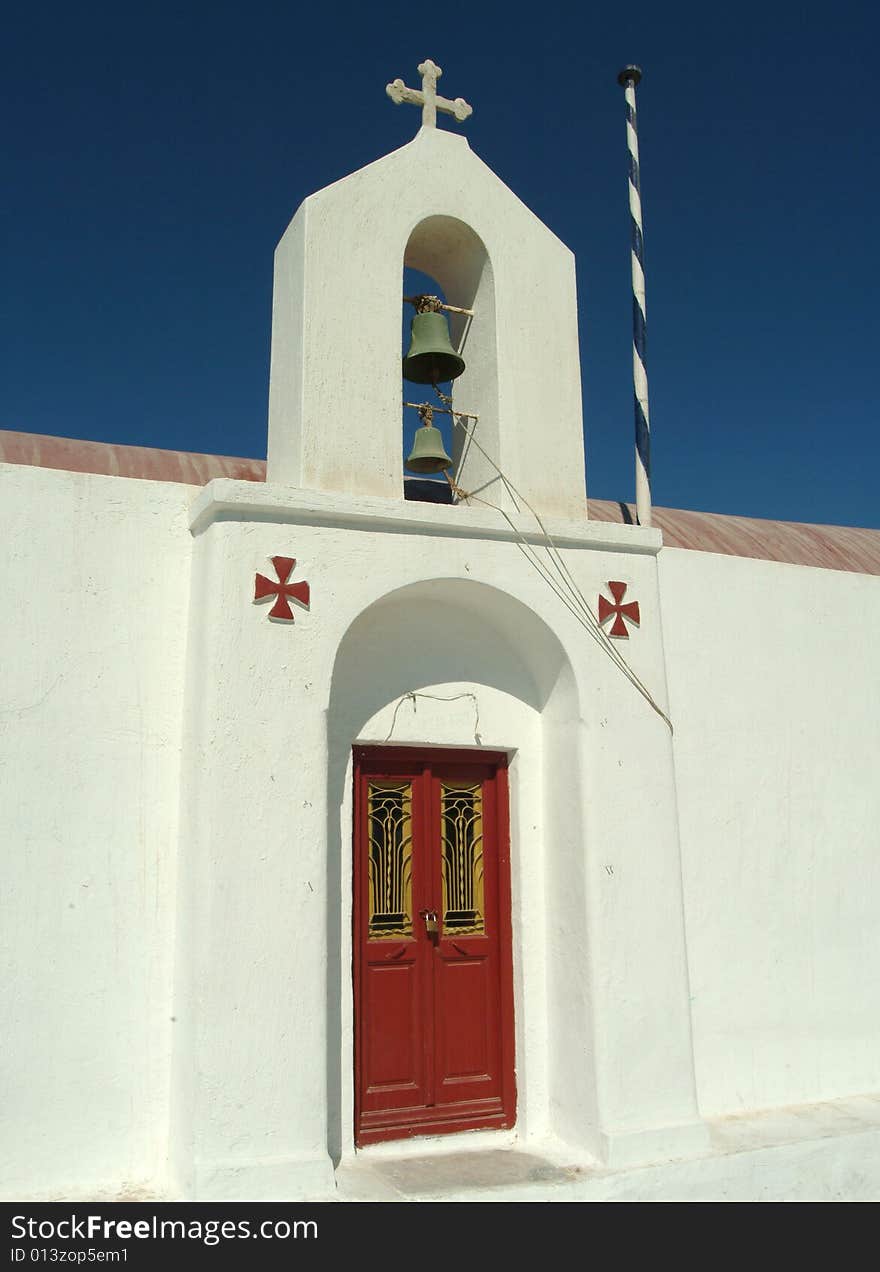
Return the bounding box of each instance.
[436,956,491,1080]
[363,960,421,1092]
[354,748,515,1146]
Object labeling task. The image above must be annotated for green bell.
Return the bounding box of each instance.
[402,311,465,385]
[405,422,453,474]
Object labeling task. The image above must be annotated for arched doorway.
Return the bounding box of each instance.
[326,578,594,1159]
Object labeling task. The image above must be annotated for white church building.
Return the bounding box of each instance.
[3,66,879,1202]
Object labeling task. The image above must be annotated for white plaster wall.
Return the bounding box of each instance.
[0,465,191,1199]
[660,548,880,1116]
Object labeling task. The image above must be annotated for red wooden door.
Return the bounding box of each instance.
[353,747,516,1146]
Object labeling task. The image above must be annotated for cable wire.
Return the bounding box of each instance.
[384,690,482,743]
[447,412,673,733]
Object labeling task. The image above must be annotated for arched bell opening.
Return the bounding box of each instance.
[401,265,456,506]
[401,216,500,507]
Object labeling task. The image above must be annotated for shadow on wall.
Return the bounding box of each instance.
[322,577,573,1162]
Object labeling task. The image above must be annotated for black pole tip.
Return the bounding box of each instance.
[617,65,642,87]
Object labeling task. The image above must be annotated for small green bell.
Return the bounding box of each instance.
[402,311,465,385]
[405,422,453,474]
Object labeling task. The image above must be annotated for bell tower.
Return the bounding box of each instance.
[266,61,587,520]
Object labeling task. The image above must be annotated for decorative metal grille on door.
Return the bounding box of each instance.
[367,781,413,939]
[440,781,485,935]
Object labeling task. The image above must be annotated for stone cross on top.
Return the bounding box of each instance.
[386,59,473,130]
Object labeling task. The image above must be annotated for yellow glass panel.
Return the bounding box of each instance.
[441,781,485,935]
[367,781,413,939]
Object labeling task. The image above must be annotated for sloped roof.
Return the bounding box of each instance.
[587,498,880,576]
[0,429,264,485]
[2,429,878,576]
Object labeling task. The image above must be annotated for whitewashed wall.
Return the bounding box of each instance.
[3,460,879,1201]
[660,547,880,1116]
[0,465,192,1199]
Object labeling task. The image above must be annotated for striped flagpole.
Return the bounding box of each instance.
[617,64,651,527]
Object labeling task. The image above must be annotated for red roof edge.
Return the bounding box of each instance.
[0,430,266,485]
[588,498,880,576]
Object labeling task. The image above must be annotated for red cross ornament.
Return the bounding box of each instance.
[598,581,640,638]
[254,557,310,622]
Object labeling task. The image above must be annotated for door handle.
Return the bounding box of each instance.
[420,909,439,937]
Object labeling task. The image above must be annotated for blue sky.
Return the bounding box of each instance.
[3,1,877,527]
